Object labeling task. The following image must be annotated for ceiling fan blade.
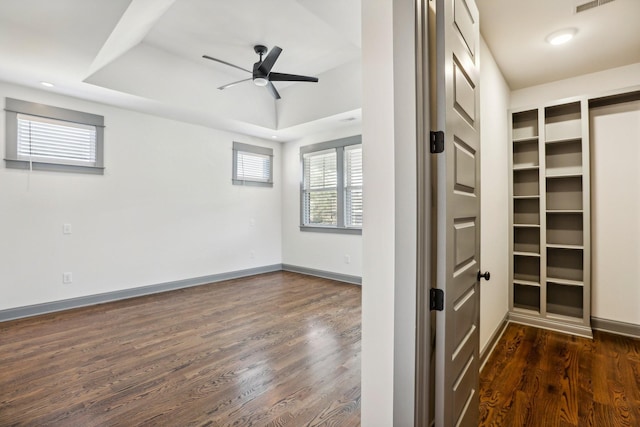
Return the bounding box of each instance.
[257,46,282,75]
[217,78,252,90]
[202,55,252,74]
[268,72,319,83]
[265,81,281,100]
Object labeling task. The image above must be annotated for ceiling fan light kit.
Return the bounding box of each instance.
[203,44,319,100]
[253,78,269,87]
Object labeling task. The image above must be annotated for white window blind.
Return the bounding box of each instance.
[236,151,271,183]
[232,142,273,187]
[345,145,363,227]
[17,113,97,166]
[303,149,338,226]
[300,136,362,233]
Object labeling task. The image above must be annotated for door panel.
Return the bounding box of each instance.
[433,0,481,425]
[454,63,476,122]
[453,0,476,57]
[454,142,476,191]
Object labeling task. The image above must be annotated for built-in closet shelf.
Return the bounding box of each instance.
[547,209,583,214]
[546,243,584,250]
[546,169,583,178]
[547,277,584,287]
[512,307,540,316]
[509,98,591,338]
[545,137,582,145]
[546,311,584,323]
[514,251,540,257]
[513,136,539,143]
[513,279,540,287]
[514,165,540,171]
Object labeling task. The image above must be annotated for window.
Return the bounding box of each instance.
[301,135,362,234]
[232,142,273,187]
[5,98,104,174]
[344,144,363,227]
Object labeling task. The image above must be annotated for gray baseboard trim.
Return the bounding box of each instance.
[281,264,362,285]
[480,313,509,372]
[508,312,593,339]
[0,264,282,323]
[591,317,640,339]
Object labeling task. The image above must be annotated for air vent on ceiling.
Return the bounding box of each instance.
[576,0,616,13]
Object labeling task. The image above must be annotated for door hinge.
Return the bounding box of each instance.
[430,288,444,311]
[430,131,444,153]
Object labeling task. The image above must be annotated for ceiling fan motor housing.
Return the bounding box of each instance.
[203,44,318,99]
[252,61,269,86]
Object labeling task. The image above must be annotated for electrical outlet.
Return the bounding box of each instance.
[63,224,72,235]
[250,251,255,259]
[344,254,351,264]
[63,272,73,284]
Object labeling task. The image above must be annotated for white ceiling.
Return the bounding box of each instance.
[0,0,637,141]
[0,0,362,142]
[478,0,640,90]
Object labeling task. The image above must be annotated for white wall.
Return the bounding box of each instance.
[590,99,640,325]
[281,125,362,277]
[390,0,419,423]
[361,0,418,424]
[361,0,399,423]
[0,81,282,311]
[479,38,510,353]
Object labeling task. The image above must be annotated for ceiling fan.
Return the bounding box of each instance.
[203,45,319,100]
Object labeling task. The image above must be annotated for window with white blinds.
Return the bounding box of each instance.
[300,135,362,233]
[17,114,97,166]
[5,97,105,174]
[232,142,273,187]
[345,145,363,227]
[303,148,338,226]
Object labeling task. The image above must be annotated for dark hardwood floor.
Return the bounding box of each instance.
[480,322,640,427]
[0,271,361,426]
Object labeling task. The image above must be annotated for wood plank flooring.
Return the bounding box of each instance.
[480,322,640,427]
[0,271,361,426]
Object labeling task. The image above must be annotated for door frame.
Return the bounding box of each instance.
[415,0,435,425]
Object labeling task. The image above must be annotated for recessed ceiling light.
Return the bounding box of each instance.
[546,29,577,46]
[40,81,54,87]
[271,135,278,139]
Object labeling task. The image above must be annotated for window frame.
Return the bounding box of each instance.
[232,141,274,187]
[4,98,105,174]
[300,135,362,235]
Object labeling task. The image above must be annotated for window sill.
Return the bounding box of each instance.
[232,179,273,188]
[5,159,105,175]
[299,226,362,235]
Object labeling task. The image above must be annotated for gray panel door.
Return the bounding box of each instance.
[433,0,481,425]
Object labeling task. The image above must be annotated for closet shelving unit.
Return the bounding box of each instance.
[509,99,592,338]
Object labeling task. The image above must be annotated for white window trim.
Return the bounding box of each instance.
[300,135,362,235]
[232,141,274,187]
[4,98,105,175]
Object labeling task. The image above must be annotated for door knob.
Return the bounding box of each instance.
[477,271,490,281]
